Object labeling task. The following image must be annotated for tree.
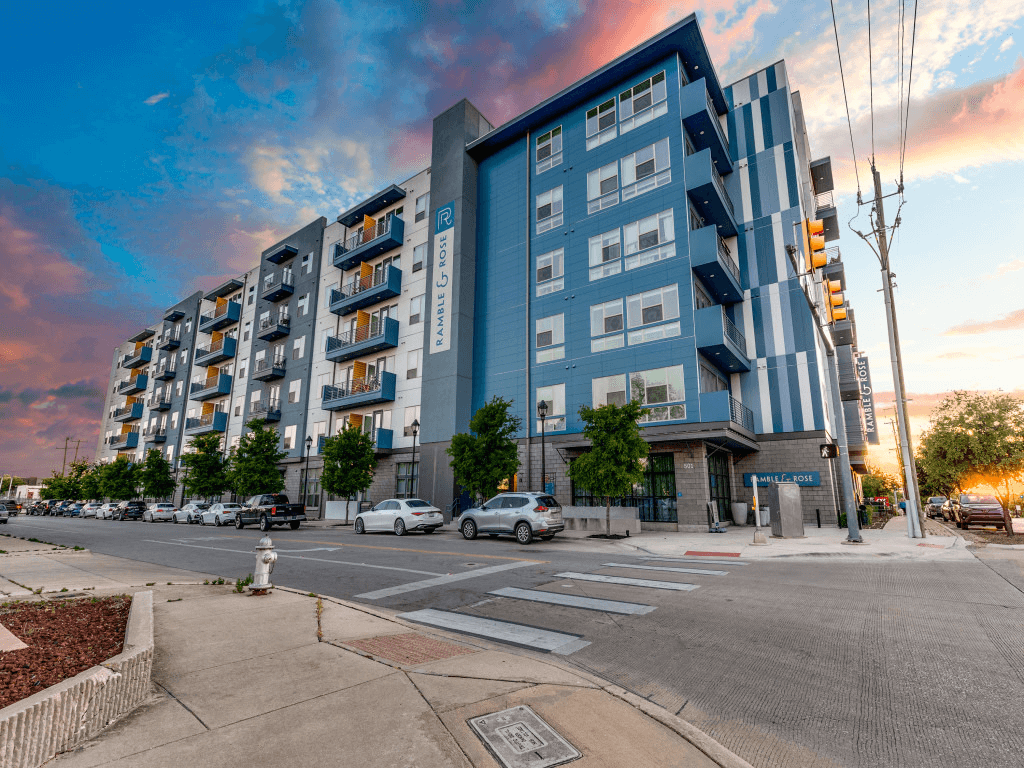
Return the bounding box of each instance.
[101,457,140,500]
[321,426,377,505]
[861,466,900,502]
[140,449,176,500]
[180,433,230,501]
[80,464,104,500]
[447,397,522,503]
[40,472,71,500]
[567,401,650,535]
[916,391,1024,508]
[39,460,91,500]
[227,418,286,498]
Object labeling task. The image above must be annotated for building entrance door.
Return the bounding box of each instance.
[707,450,733,522]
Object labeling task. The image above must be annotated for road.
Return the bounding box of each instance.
[5,515,1024,768]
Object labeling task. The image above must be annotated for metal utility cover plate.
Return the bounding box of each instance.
[468,705,581,768]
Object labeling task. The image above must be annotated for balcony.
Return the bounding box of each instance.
[153,365,176,381]
[322,372,397,411]
[253,355,287,382]
[190,373,232,401]
[122,346,153,369]
[194,336,237,367]
[318,427,393,454]
[329,265,402,316]
[261,272,295,303]
[116,374,148,395]
[690,225,742,304]
[250,399,282,422]
[699,390,756,433]
[332,215,404,271]
[831,318,856,347]
[113,402,144,423]
[144,427,167,443]
[695,305,750,373]
[681,79,731,170]
[148,394,172,411]
[266,243,298,264]
[324,317,399,363]
[110,430,139,450]
[837,344,861,401]
[157,332,181,351]
[184,410,228,436]
[198,301,241,333]
[685,148,738,237]
[257,314,291,341]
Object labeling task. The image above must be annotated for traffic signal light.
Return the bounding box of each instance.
[802,218,826,273]
[823,279,847,322]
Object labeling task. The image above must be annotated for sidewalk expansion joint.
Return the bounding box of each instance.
[154,681,211,730]
[404,671,475,767]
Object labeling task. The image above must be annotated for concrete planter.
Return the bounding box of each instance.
[560,506,640,537]
[0,591,154,768]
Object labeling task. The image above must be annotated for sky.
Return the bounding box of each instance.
[1,0,1022,480]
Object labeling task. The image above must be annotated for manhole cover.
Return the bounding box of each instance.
[469,705,580,767]
[346,632,475,665]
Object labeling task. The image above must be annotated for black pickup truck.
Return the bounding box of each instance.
[235,494,306,532]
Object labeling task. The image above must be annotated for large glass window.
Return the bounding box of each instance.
[694,277,715,309]
[590,298,624,353]
[536,127,562,173]
[588,228,621,281]
[708,452,733,522]
[626,284,680,345]
[624,209,675,271]
[621,138,671,201]
[573,453,677,522]
[585,98,617,150]
[630,366,686,423]
[619,71,668,134]
[587,161,619,214]
[536,314,565,363]
[592,374,627,407]
[415,193,430,222]
[396,462,419,498]
[536,248,564,296]
[536,186,563,234]
[700,361,728,393]
[536,384,566,432]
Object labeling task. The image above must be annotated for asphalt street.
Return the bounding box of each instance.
[5,515,1024,768]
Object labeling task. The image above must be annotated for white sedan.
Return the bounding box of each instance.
[81,503,102,518]
[201,503,243,526]
[175,503,209,524]
[354,498,443,536]
[97,503,117,520]
[143,503,177,522]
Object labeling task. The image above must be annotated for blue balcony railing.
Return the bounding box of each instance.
[329,264,402,316]
[122,346,153,369]
[324,317,399,363]
[184,410,228,435]
[321,372,397,411]
[198,301,241,333]
[695,305,750,373]
[332,215,404,271]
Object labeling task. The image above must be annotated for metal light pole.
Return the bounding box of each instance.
[410,419,419,498]
[302,435,312,508]
[537,400,548,493]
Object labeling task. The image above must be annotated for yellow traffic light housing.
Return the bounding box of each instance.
[823,279,846,322]
[802,219,827,272]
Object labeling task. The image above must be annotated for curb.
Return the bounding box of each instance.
[0,590,154,768]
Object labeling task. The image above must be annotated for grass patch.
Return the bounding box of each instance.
[234,574,254,593]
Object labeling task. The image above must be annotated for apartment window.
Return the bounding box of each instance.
[536,248,564,296]
[284,425,296,450]
[689,204,705,232]
[593,374,627,407]
[415,193,430,223]
[630,366,686,422]
[175,381,183,397]
[288,379,301,404]
[185,319,192,334]
[535,186,563,234]
[588,228,621,281]
[171,412,179,429]
[535,314,565,363]
[404,405,420,437]
[180,350,188,365]
[248,286,255,306]
[621,138,671,201]
[234,396,243,417]
[619,71,668,134]
[407,349,420,379]
[625,284,680,345]
[585,97,616,150]
[684,130,697,156]
[587,161,619,214]
[302,252,312,275]
[536,384,566,432]
[243,321,251,342]
[238,362,247,379]
[410,294,424,324]
[590,298,624,353]
[396,462,419,498]
[624,209,676,271]
[251,389,261,406]
[292,335,305,360]
[325,282,338,304]
[412,243,426,273]
[536,126,562,173]
[700,361,728,393]
[166,445,174,463]
[297,293,309,317]
[694,278,714,310]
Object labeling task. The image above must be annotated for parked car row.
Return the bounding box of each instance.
[933,494,1008,530]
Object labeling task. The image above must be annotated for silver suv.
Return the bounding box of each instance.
[459,492,563,544]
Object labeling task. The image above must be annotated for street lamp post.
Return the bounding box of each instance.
[302,435,312,511]
[410,419,420,498]
[537,400,548,493]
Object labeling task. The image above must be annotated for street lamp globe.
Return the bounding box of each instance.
[537,400,548,419]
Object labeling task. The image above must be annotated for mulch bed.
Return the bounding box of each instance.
[933,518,1024,546]
[0,596,131,709]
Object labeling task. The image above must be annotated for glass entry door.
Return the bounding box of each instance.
[707,451,733,522]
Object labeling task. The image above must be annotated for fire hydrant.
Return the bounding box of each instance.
[249,535,277,595]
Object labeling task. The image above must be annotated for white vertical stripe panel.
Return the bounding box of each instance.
[795,350,815,430]
[769,283,787,356]
[750,98,765,154]
[732,77,750,106]
[757,70,769,97]
[739,162,753,222]
[757,362,773,433]
[815,330,834,433]
[742,291,755,358]
[774,144,789,211]
[771,213,788,282]
[774,62,788,90]
[730,372,742,402]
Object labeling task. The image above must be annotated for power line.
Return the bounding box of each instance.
[829,0,862,197]
[897,0,906,173]
[867,0,875,161]
[900,0,920,182]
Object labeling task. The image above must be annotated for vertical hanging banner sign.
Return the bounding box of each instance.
[430,201,456,354]
[855,355,879,445]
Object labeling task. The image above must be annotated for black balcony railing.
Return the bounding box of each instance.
[341,216,394,254]
[723,312,746,352]
[323,375,382,401]
[186,411,225,430]
[342,269,389,297]
[729,396,755,432]
[253,356,287,375]
[716,234,740,283]
[326,321,384,352]
[196,338,229,357]
[190,377,223,395]
[260,314,290,332]
[712,165,734,215]
[250,399,281,417]
[262,272,294,295]
[705,89,730,151]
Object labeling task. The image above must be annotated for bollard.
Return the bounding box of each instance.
[816,508,821,528]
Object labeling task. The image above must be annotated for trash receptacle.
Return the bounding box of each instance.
[765,482,804,538]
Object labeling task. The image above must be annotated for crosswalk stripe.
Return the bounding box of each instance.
[555,572,699,591]
[602,562,728,576]
[641,557,751,566]
[397,608,590,655]
[355,561,537,600]
[489,587,656,615]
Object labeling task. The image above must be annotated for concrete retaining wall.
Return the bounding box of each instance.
[560,506,640,537]
[0,590,154,768]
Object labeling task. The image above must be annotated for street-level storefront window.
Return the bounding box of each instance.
[571,452,677,522]
[396,462,418,499]
[302,470,321,509]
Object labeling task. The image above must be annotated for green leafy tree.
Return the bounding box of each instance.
[40,472,71,500]
[39,460,91,500]
[227,419,286,499]
[916,391,1024,508]
[140,449,176,500]
[101,457,140,500]
[180,433,230,501]
[447,397,522,503]
[567,401,650,535]
[80,464,104,500]
[861,466,900,502]
[321,426,378,504]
